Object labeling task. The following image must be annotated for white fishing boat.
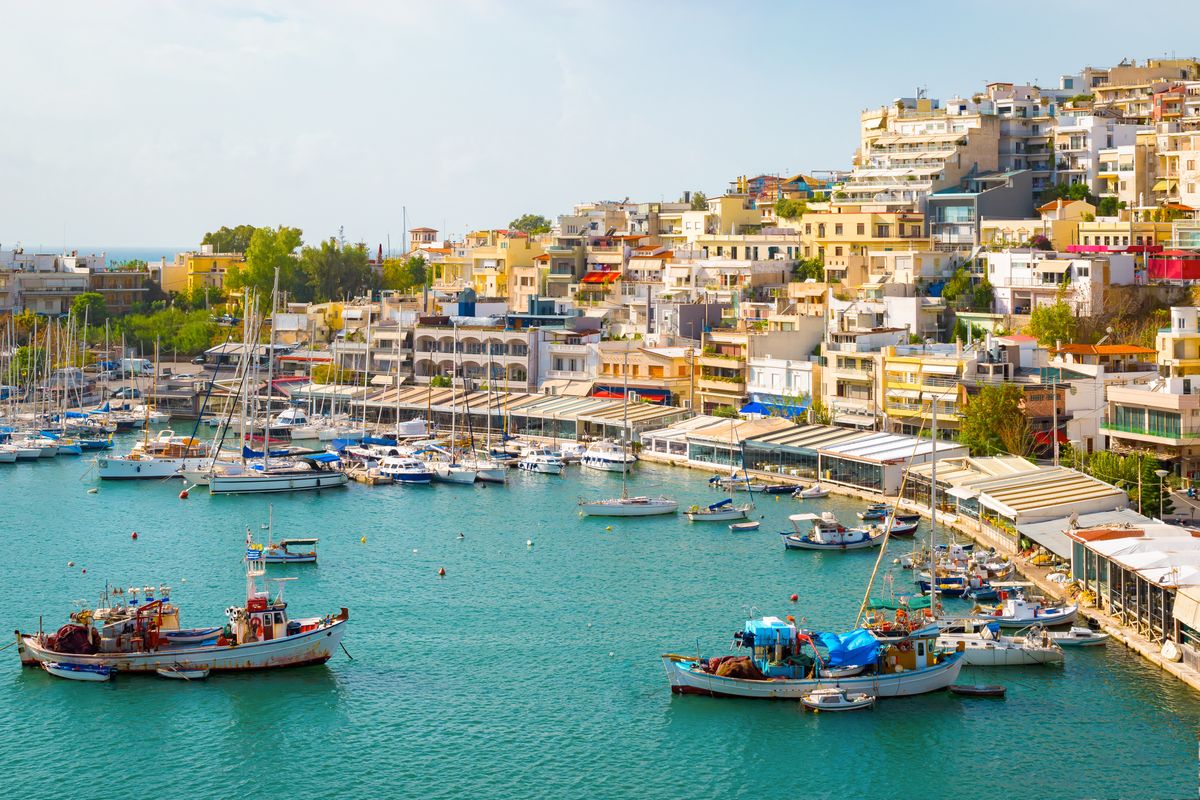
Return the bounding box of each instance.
[16,540,349,674]
[974,588,1078,628]
[936,618,1063,666]
[518,448,565,474]
[42,661,115,682]
[794,483,829,499]
[130,405,170,424]
[800,686,875,712]
[580,440,637,473]
[662,616,962,699]
[780,512,883,551]
[379,456,433,484]
[580,495,678,517]
[1048,626,1109,647]
[557,442,587,463]
[729,521,761,532]
[686,498,753,522]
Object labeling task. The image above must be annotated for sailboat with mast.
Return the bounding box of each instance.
[183,271,348,494]
[579,347,676,517]
[429,325,477,484]
[686,418,754,522]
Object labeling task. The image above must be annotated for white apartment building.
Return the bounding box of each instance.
[984,250,1135,317]
[1053,115,1138,195]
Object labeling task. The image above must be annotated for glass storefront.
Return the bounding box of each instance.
[822,456,884,492]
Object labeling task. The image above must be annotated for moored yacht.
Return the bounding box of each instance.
[780,512,883,551]
[518,448,565,475]
[97,430,213,480]
[378,455,434,484]
[580,440,636,473]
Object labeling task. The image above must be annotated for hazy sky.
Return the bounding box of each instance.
[3,0,1198,250]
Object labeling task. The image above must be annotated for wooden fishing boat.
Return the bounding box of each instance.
[780,513,883,551]
[156,666,210,680]
[800,686,875,712]
[729,521,761,532]
[42,661,115,682]
[949,684,1006,697]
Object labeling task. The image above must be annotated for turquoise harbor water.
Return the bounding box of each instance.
[1,437,1197,798]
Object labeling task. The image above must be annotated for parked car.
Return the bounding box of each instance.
[191,355,207,364]
[110,387,142,399]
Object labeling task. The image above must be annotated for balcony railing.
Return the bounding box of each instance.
[1101,421,1200,439]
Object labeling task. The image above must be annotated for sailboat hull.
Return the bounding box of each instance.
[97,456,209,480]
[208,472,349,494]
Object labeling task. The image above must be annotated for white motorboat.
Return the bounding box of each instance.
[432,463,478,484]
[130,405,170,424]
[936,618,1064,666]
[518,449,565,474]
[800,686,875,712]
[780,512,883,551]
[686,498,753,522]
[1048,626,1109,647]
[557,442,587,463]
[794,483,829,499]
[579,496,678,517]
[379,456,434,484]
[42,661,115,682]
[0,446,17,463]
[9,444,41,461]
[974,590,1078,628]
[462,457,506,484]
[729,521,761,532]
[580,440,636,473]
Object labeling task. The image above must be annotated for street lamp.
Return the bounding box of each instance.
[1155,469,1170,521]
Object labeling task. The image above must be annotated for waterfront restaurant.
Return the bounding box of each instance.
[739,424,865,479]
[639,416,795,469]
[902,456,1040,513]
[1067,520,1200,667]
[814,432,967,495]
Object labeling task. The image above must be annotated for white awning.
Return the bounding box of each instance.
[1036,260,1072,273]
[887,388,921,400]
[1174,587,1200,629]
[946,486,979,500]
[921,363,959,376]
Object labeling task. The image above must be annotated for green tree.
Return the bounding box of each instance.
[959,383,1028,457]
[1028,300,1077,345]
[713,405,738,419]
[227,226,304,304]
[809,396,831,425]
[382,254,428,292]
[429,375,452,388]
[971,277,994,311]
[775,198,807,219]
[1097,197,1126,217]
[508,214,552,235]
[951,318,988,344]
[202,224,258,253]
[792,258,824,281]
[940,268,971,306]
[70,292,107,323]
[299,238,377,302]
[1037,182,1097,207]
[7,346,45,382]
[686,191,708,211]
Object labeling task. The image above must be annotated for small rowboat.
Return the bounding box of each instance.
[729,521,761,532]
[160,626,223,645]
[1048,626,1109,647]
[949,684,1006,697]
[42,661,115,682]
[794,484,829,499]
[893,511,921,523]
[156,666,211,680]
[800,686,875,712]
[819,664,866,678]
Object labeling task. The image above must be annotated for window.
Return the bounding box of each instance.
[835,224,843,235]
[805,224,812,235]
[856,223,865,235]
[875,224,890,238]
[834,246,843,256]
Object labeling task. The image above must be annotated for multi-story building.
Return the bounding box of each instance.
[926,170,1035,249]
[0,250,148,315]
[836,96,1000,211]
[1049,343,1159,453]
[1154,123,1200,209]
[1104,378,1200,479]
[1157,306,1200,378]
[795,208,927,281]
[1096,134,1157,209]
[880,343,973,437]
[695,329,751,414]
[984,249,1135,317]
[594,341,694,406]
[1053,116,1138,194]
[1091,59,1200,124]
[461,229,544,300]
[155,246,247,295]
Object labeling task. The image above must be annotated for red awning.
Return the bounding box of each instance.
[581,271,621,284]
[592,389,622,399]
[1034,430,1069,446]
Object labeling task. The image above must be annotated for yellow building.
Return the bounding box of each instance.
[880,345,971,436]
[796,209,927,285]
[158,248,248,294]
[1157,306,1200,378]
[464,230,544,300]
[595,342,694,406]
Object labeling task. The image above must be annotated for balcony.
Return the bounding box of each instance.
[698,354,744,369]
[697,377,745,394]
[549,343,589,355]
[1101,421,1200,443]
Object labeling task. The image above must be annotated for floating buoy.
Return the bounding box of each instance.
[608,652,615,657]
[437,567,446,577]
[360,536,366,544]
[578,511,585,518]
[86,488,98,494]
[412,548,418,554]
[67,561,75,568]
[457,533,464,540]
[81,568,86,574]
[790,593,798,603]
[181,578,187,583]
[604,525,613,531]
[526,539,533,547]
[587,622,592,628]
[179,489,189,499]
[131,531,138,540]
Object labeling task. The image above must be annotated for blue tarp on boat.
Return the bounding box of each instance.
[65,411,89,418]
[362,436,397,446]
[708,498,733,510]
[304,452,341,463]
[816,629,881,666]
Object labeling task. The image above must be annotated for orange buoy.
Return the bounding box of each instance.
[179,489,189,499]
[131,532,138,540]
[437,567,446,577]
[790,593,798,603]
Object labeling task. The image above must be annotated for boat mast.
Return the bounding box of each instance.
[929,399,938,618]
[265,270,279,475]
[621,345,630,500]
